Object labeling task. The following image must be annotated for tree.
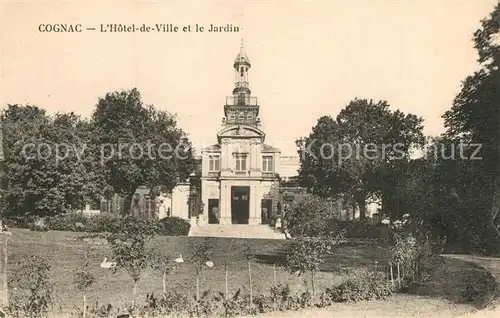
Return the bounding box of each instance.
[296,116,339,198]
[437,3,500,253]
[190,238,214,301]
[74,248,96,318]
[284,235,343,297]
[150,243,180,295]
[283,192,340,237]
[243,241,254,305]
[297,99,424,220]
[106,216,156,300]
[90,88,195,215]
[0,105,101,218]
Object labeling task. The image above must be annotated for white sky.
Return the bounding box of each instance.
[1,0,498,155]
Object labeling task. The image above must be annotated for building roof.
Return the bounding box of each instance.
[202,144,221,152]
[279,156,301,178]
[262,144,281,153]
[234,51,251,65]
[234,39,251,66]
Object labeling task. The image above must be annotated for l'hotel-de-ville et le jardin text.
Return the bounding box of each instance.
[37,23,241,33]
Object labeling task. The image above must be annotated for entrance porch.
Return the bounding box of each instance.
[218,181,262,225]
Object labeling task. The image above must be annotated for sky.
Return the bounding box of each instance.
[1,0,498,156]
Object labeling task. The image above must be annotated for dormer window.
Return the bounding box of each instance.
[262,156,274,172]
[209,155,220,171]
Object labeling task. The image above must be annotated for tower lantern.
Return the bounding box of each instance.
[233,38,251,96]
[223,40,260,127]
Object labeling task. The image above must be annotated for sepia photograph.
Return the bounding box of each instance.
[2,0,500,317]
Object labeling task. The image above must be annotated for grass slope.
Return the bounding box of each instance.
[3,229,489,317]
[5,229,387,314]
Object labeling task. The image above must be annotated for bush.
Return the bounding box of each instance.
[9,213,191,236]
[48,213,88,231]
[326,269,393,302]
[156,217,190,236]
[284,193,340,237]
[85,213,123,233]
[44,212,124,233]
[328,220,386,239]
[8,256,53,318]
[29,218,49,232]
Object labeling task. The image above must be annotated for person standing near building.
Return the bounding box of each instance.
[213,207,220,224]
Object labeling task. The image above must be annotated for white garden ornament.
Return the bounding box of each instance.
[174,254,184,263]
[100,257,117,269]
[205,260,214,268]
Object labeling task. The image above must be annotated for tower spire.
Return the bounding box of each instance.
[223,43,260,127]
[233,40,251,96]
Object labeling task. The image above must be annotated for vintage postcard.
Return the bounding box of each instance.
[1,0,500,317]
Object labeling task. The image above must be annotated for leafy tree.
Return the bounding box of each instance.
[0,105,101,218]
[74,248,96,318]
[285,235,343,297]
[283,192,340,237]
[427,3,500,253]
[150,243,180,295]
[297,101,424,220]
[190,238,214,301]
[243,241,254,305]
[106,216,156,299]
[90,88,195,214]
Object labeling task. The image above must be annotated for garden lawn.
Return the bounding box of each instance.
[5,228,387,315]
[2,229,487,317]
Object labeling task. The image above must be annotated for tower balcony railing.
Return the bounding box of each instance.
[235,81,249,88]
[225,95,258,106]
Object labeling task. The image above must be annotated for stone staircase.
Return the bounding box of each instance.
[188,224,286,239]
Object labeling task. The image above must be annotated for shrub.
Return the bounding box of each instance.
[156,216,190,236]
[48,212,88,231]
[253,294,274,313]
[74,248,96,318]
[222,289,248,317]
[10,213,192,236]
[269,284,300,311]
[106,216,156,300]
[284,193,340,237]
[285,235,343,297]
[328,220,386,239]
[326,269,393,302]
[29,217,49,232]
[85,213,123,233]
[190,238,215,301]
[389,232,442,287]
[8,256,53,318]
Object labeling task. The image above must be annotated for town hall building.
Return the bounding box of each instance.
[198,44,282,226]
[86,44,302,230]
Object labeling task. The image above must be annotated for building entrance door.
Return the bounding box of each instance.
[208,199,220,224]
[231,186,250,224]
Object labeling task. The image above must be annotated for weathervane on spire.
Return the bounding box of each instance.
[240,37,244,52]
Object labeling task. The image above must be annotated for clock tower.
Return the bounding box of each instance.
[222,40,260,127]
